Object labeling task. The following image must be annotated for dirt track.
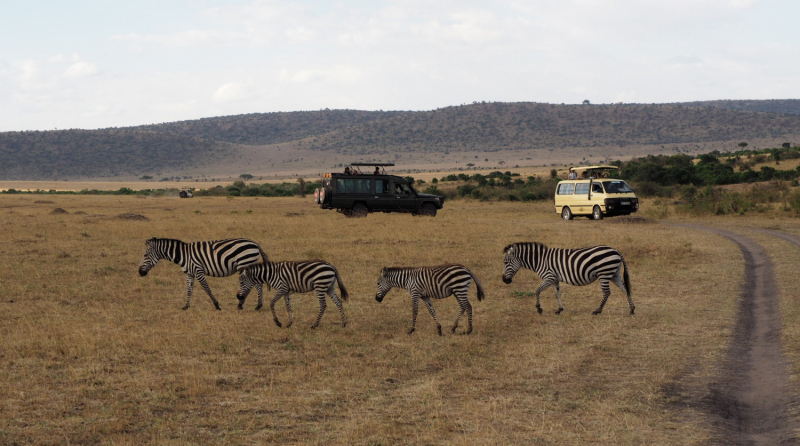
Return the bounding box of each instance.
[680,225,800,445]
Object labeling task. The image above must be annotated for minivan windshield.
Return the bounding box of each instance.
[602,180,634,194]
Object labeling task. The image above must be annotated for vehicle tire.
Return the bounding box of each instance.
[592,205,603,220]
[314,188,320,204]
[561,207,573,221]
[351,203,368,218]
[320,188,327,204]
[420,203,437,217]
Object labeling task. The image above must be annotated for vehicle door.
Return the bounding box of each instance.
[391,181,418,211]
[555,182,576,213]
[590,181,606,208]
[573,182,591,215]
[369,178,393,211]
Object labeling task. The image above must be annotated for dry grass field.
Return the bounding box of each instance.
[0,194,776,445]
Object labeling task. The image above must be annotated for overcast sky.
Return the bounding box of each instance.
[1,0,797,131]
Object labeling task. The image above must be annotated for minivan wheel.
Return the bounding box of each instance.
[561,207,573,221]
[351,203,368,218]
[420,203,437,217]
[592,205,603,220]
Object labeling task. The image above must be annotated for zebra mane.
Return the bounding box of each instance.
[503,242,547,254]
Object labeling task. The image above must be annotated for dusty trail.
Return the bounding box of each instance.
[680,225,799,445]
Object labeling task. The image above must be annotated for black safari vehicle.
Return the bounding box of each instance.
[314,163,445,217]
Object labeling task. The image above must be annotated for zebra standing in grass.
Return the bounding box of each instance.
[502,242,634,315]
[375,264,485,335]
[237,260,349,329]
[138,237,268,310]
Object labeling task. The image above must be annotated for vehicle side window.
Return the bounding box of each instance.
[335,178,352,193]
[354,179,371,193]
[592,183,604,193]
[375,179,389,194]
[557,183,575,195]
[394,183,412,195]
[575,183,589,194]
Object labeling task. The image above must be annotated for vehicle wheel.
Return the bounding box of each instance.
[314,188,320,204]
[351,203,368,218]
[320,188,327,204]
[561,207,573,221]
[420,203,437,217]
[592,205,603,220]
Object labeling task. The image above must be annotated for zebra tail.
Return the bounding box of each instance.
[622,255,632,298]
[259,247,269,263]
[471,271,486,302]
[335,268,349,301]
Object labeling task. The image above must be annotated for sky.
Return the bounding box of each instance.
[1,0,798,132]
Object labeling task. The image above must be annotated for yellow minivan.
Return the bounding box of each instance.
[554,166,639,220]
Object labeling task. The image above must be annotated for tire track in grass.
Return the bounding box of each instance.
[678,225,799,445]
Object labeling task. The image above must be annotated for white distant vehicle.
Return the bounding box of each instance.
[179,188,194,198]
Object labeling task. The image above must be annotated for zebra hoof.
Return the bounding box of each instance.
[592,310,601,315]
[274,320,282,328]
[536,306,543,315]
[255,304,262,311]
[181,305,189,311]
[630,308,635,315]
[450,326,457,334]
[407,328,416,335]
[237,304,243,310]
[555,308,563,315]
[437,326,442,336]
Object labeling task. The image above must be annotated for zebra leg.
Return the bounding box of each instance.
[408,293,420,335]
[195,273,221,311]
[255,283,263,311]
[554,281,564,315]
[534,280,554,315]
[269,291,285,327]
[284,293,294,328]
[593,280,612,315]
[328,284,347,328]
[452,294,473,335]
[421,296,442,336]
[311,289,328,329]
[183,275,194,310]
[612,273,635,315]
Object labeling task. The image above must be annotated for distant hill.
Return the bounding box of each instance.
[673,99,800,115]
[132,109,409,145]
[3,102,800,180]
[307,102,800,154]
[0,129,238,180]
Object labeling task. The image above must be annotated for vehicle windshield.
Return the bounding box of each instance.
[602,180,634,194]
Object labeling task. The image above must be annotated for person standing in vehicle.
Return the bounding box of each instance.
[568,168,577,180]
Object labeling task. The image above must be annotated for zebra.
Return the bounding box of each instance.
[502,242,634,315]
[138,237,268,310]
[236,260,349,329]
[375,264,485,335]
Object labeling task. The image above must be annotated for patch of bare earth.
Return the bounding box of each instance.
[677,225,800,445]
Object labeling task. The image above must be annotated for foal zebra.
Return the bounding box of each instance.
[502,242,634,315]
[237,260,349,329]
[138,237,268,310]
[375,264,485,335]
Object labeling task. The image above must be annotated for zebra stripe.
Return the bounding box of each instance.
[502,242,634,315]
[138,237,268,310]
[375,264,485,335]
[237,260,349,329]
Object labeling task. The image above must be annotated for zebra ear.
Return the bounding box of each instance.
[381,267,387,275]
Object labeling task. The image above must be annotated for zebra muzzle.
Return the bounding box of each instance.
[138,268,148,277]
[375,294,384,303]
[502,276,512,284]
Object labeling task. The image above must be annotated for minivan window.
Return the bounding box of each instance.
[592,183,604,193]
[603,181,634,193]
[575,183,590,195]
[557,183,575,195]
[375,179,389,194]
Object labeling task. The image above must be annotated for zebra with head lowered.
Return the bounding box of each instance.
[236,260,348,329]
[138,237,268,310]
[502,242,634,315]
[375,264,485,335]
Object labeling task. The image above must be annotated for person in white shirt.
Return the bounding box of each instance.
[568,169,577,180]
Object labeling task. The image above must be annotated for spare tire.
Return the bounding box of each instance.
[320,188,326,204]
[314,188,320,204]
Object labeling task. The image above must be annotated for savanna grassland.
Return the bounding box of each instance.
[1,194,773,445]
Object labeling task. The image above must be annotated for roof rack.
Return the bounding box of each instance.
[350,163,395,167]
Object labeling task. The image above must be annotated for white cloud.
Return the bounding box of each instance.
[213,82,251,102]
[64,61,98,78]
